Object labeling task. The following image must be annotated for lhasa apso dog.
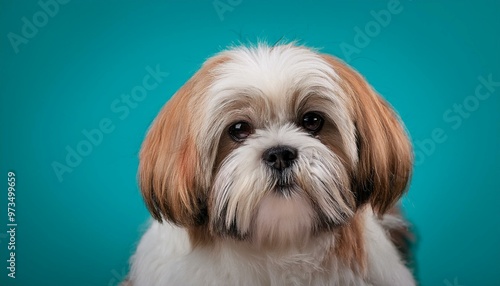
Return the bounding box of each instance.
[127,44,415,286]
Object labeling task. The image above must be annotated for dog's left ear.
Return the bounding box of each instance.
[322,55,413,215]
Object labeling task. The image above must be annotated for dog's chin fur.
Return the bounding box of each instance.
[252,193,315,249]
[128,44,415,286]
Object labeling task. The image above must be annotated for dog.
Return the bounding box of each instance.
[127,44,415,286]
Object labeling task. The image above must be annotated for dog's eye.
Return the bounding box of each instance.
[229,121,253,142]
[302,112,324,133]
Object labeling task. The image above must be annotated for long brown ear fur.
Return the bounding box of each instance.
[322,55,413,215]
[139,56,226,225]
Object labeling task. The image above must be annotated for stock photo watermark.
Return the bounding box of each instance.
[7,0,71,54]
[414,74,499,165]
[6,172,17,279]
[51,65,169,182]
[339,0,411,62]
[213,0,242,21]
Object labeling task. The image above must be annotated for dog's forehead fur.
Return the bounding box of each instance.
[206,44,352,122]
[213,45,341,98]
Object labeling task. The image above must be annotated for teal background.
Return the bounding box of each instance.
[1,0,499,285]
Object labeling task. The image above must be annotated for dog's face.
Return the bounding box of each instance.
[139,45,412,247]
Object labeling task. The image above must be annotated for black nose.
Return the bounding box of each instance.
[262,146,298,171]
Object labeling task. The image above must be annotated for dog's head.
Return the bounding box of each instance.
[139,44,412,247]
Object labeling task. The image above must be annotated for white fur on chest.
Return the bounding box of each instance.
[129,211,415,286]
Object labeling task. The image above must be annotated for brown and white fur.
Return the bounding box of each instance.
[127,44,415,286]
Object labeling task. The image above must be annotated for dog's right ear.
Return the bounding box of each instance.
[139,56,227,226]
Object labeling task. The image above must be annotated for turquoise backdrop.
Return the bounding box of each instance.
[1,0,499,285]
